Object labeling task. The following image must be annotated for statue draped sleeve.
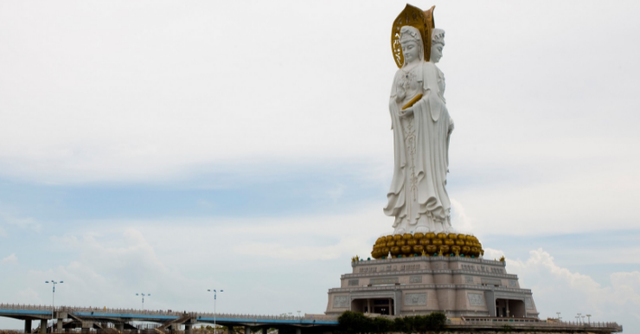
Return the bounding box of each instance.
[385,70,407,222]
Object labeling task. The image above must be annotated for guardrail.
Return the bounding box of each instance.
[0,304,338,323]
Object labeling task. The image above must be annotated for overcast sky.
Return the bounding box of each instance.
[1,0,639,332]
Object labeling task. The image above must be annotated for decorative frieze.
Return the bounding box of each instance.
[468,293,485,306]
[461,264,476,271]
[333,295,349,308]
[359,264,421,274]
[370,277,399,285]
[404,293,427,306]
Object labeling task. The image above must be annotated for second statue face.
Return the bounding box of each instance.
[430,43,444,63]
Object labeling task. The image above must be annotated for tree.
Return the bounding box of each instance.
[372,317,393,334]
[338,311,371,334]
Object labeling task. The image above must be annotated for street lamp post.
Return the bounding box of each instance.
[207,289,223,334]
[45,280,63,327]
[577,313,582,324]
[556,312,561,321]
[136,293,150,310]
[587,314,591,325]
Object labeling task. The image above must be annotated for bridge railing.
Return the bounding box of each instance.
[0,304,53,312]
[0,304,338,323]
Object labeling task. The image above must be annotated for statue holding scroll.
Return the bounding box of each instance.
[384,5,454,235]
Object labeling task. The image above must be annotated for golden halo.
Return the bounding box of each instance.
[391,4,436,68]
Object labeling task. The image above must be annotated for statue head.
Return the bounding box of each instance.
[399,26,424,66]
[430,28,445,63]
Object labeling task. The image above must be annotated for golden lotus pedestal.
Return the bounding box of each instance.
[325,253,539,318]
[371,232,484,259]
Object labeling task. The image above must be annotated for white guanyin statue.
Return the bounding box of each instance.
[384,6,454,235]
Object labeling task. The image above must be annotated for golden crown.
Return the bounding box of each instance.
[391,4,437,67]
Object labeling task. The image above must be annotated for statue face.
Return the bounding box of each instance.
[401,41,420,64]
[430,43,444,63]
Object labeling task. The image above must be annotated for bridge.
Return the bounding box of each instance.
[0,304,623,334]
[0,304,338,334]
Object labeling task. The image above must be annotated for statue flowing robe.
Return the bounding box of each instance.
[384,61,453,234]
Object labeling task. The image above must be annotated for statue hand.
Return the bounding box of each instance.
[400,106,414,118]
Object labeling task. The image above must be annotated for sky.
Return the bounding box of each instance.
[1,0,639,331]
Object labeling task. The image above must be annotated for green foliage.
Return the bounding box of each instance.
[501,324,514,333]
[425,312,446,332]
[337,311,447,334]
[393,317,411,334]
[372,317,393,333]
[337,311,371,334]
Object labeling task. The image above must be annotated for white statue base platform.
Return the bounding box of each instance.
[325,256,538,318]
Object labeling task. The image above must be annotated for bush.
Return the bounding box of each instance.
[372,317,393,333]
[337,311,372,334]
[337,311,447,334]
[425,312,446,332]
[393,317,412,334]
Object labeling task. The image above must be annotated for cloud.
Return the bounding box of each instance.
[326,184,346,203]
[4,212,640,332]
[17,288,40,304]
[51,228,170,281]
[0,210,42,233]
[11,207,390,316]
[482,248,505,261]
[1,253,17,264]
[80,204,389,263]
[504,249,640,329]
[0,2,638,188]
[36,228,203,311]
[234,236,368,261]
[450,198,474,234]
